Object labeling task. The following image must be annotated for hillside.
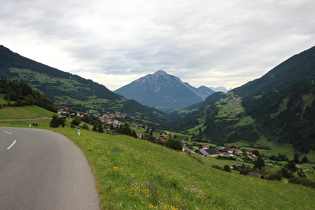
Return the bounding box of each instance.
[174,46,315,154]
[0,105,55,120]
[0,77,57,112]
[1,117,314,209]
[233,46,315,97]
[0,45,170,127]
[115,70,215,113]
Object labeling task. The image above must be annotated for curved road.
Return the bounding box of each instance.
[0,127,100,210]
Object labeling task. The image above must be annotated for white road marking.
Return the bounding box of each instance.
[3,131,12,135]
[7,140,17,150]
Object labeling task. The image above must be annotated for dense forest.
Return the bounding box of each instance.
[242,78,315,153]
[0,77,57,112]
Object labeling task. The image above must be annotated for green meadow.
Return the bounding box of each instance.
[1,117,314,210]
[0,105,55,119]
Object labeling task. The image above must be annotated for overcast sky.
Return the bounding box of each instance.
[1,0,315,91]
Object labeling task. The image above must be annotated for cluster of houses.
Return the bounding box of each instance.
[135,129,176,141]
[194,145,259,160]
[227,96,242,105]
[194,145,266,179]
[58,107,86,117]
[58,106,129,128]
[99,113,128,128]
[216,96,242,105]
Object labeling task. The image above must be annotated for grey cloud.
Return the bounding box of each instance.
[1,0,315,90]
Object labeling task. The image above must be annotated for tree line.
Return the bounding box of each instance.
[0,78,57,112]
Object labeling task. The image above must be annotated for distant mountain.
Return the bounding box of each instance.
[210,86,228,93]
[0,45,170,127]
[114,70,215,113]
[173,46,315,153]
[197,86,216,99]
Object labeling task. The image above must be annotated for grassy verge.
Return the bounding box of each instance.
[1,119,314,209]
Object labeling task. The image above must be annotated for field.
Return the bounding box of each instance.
[0,105,55,119]
[1,117,314,209]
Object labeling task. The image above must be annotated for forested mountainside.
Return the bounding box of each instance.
[0,77,57,112]
[174,46,315,153]
[0,45,170,127]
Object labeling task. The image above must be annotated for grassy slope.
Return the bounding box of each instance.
[1,118,314,209]
[0,105,55,119]
[195,94,315,162]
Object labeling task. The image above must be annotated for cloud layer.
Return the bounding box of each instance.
[1,0,315,90]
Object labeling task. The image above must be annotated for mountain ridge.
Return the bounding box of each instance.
[173,45,315,153]
[0,45,170,127]
[114,70,215,113]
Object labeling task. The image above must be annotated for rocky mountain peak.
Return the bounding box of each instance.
[154,70,167,75]
[114,70,215,113]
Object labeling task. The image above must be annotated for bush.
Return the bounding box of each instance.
[282,168,294,179]
[211,165,222,170]
[223,165,231,172]
[81,123,90,130]
[240,164,252,175]
[284,160,297,173]
[50,115,60,128]
[289,177,315,188]
[165,138,183,151]
[71,116,82,126]
[217,156,235,160]
[266,170,283,181]
[253,157,265,170]
[49,115,65,128]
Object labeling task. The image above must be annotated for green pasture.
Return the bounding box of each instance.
[1,118,314,209]
[0,105,55,119]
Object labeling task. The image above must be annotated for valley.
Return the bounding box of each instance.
[0,113,314,209]
[1,45,315,209]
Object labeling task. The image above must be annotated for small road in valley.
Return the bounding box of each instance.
[0,127,100,210]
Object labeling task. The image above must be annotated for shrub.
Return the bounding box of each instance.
[71,116,82,126]
[284,160,297,174]
[281,168,294,179]
[266,170,283,181]
[165,137,183,151]
[289,177,315,188]
[297,168,306,178]
[223,165,231,172]
[211,165,222,170]
[81,123,90,130]
[240,164,252,175]
[50,115,60,128]
[50,115,65,128]
[253,157,265,170]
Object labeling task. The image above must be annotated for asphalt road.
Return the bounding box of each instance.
[0,127,100,210]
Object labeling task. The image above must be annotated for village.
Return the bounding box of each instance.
[57,106,313,180]
[58,106,128,128]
